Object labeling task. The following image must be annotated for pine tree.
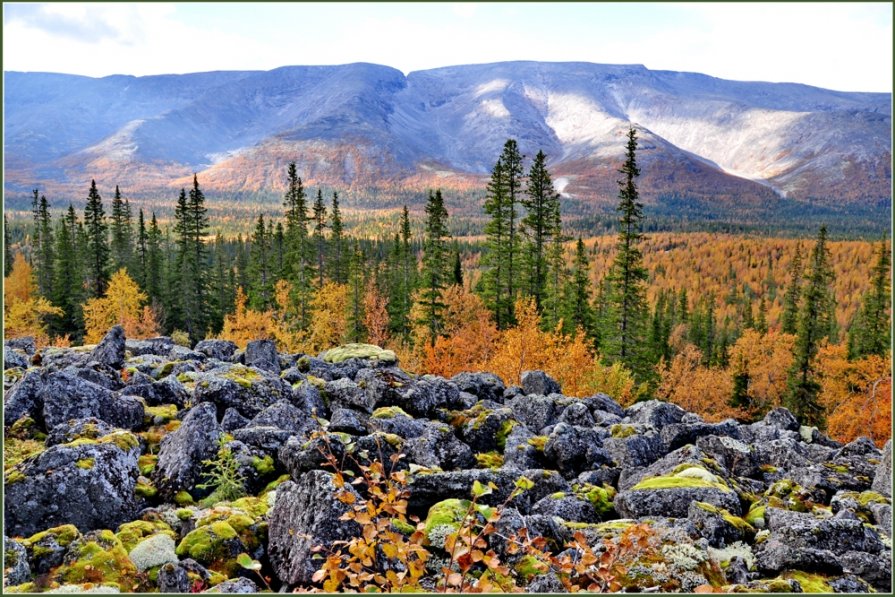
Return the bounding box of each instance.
[34,193,55,299]
[781,243,804,334]
[83,179,110,297]
[346,241,366,343]
[283,162,313,328]
[522,150,562,312]
[452,246,463,286]
[110,186,133,273]
[248,214,273,309]
[50,205,85,339]
[603,127,650,379]
[785,226,836,427]
[848,240,891,359]
[312,189,328,287]
[387,206,415,337]
[417,189,451,346]
[329,192,347,283]
[273,222,285,282]
[209,232,234,332]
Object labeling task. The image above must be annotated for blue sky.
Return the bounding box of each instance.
[3,2,892,92]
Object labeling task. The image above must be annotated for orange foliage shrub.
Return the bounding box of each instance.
[307,281,348,353]
[421,286,499,378]
[656,344,742,422]
[727,329,795,418]
[220,287,275,349]
[818,344,892,446]
[363,279,390,348]
[4,252,63,346]
[83,269,159,343]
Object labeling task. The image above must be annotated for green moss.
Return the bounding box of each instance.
[55,531,138,591]
[760,464,778,473]
[513,554,546,582]
[322,343,397,364]
[4,437,45,471]
[823,462,849,474]
[96,430,140,452]
[526,435,548,451]
[780,571,834,593]
[745,504,767,529]
[423,499,493,539]
[6,469,26,484]
[251,455,275,475]
[176,508,195,521]
[858,490,889,507]
[496,419,517,450]
[390,518,417,535]
[175,521,241,575]
[261,474,291,495]
[371,406,410,419]
[632,468,730,492]
[550,491,567,499]
[144,404,178,424]
[175,490,195,506]
[76,457,95,470]
[135,481,158,499]
[475,451,504,469]
[8,416,47,441]
[24,525,81,551]
[138,454,158,476]
[610,424,637,439]
[230,496,270,519]
[575,483,616,517]
[116,520,176,552]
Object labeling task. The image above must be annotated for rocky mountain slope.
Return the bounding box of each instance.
[4,62,891,205]
[3,327,892,593]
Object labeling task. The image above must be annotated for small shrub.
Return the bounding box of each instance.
[197,438,246,507]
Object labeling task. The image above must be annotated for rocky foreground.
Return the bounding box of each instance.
[3,326,892,593]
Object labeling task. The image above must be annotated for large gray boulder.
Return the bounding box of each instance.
[506,394,557,433]
[614,465,740,519]
[543,423,612,478]
[872,440,892,497]
[520,370,561,396]
[153,402,222,501]
[244,339,280,374]
[193,364,292,419]
[4,369,45,427]
[451,372,505,403]
[268,471,361,586]
[90,325,126,369]
[624,400,686,429]
[404,422,476,471]
[194,339,238,361]
[39,371,143,432]
[4,438,140,537]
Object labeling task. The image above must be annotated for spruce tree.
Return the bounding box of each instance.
[563,237,596,337]
[248,214,273,309]
[173,176,210,342]
[781,243,804,334]
[312,189,328,287]
[481,158,511,327]
[136,209,148,288]
[418,189,451,346]
[329,192,347,283]
[110,185,133,273]
[283,162,312,328]
[848,241,891,359]
[785,226,836,427]
[35,193,55,298]
[4,214,12,274]
[51,205,85,339]
[603,127,650,379]
[346,241,366,343]
[145,212,164,304]
[83,179,110,297]
[209,232,234,332]
[756,297,769,335]
[388,206,415,337]
[452,247,463,287]
[273,222,285,282]
[522,150,562,311]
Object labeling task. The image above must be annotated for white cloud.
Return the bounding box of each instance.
[451,3,478,19]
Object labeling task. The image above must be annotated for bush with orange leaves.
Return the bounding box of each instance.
[818,343,892,446]
[656,344,742,422]
[726,329,795,419]
[83,268,159,343]
[421,285,500,378]
[3,253,63,346]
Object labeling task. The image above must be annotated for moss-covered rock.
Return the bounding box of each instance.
[780,570,835,593]
[137,454,158,476]
[53,529,139,591]
[371,406,410,419]
[144,404,178,425]
[115,519,176,552]
[22,525,82,574]
[610,423,638,439]
[423,498,494,549]
[174,490,195,506]
[474,451,504,469]
[321,343,397,364]
[175,521,245,576]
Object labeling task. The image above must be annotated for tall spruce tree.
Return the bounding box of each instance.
[329,192,347,283]
[346,241,366,343]
[848,241,891,359]
[83,179,110,297]
[481,158,511,327]
[603,127,650,379]
[248,214,273,309]
[273,222,285,282]
[135,209,148,288]
[4,214,13,274]
[418,189,451,346]
[283,163,313,328]
[785,226,836,427]
[522,149,562,313]
[145,212,164,304]
[34,193,55,298]
[387,206,415,337]
[51,205,85,339]
[781,243,804,334]
[312,189,328,287]
[173,176,210,342]
[563,237,596,337]
[110,185,133,273]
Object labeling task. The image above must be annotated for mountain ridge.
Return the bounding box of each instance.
[4,61,891,206]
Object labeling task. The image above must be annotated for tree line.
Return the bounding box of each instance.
[5,128,890,437]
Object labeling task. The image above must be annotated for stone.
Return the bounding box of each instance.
[544,423,612,478]
[125,337,175,357]
[530,493,601,524]
[4,369,46,428]
[451,371,505,403]
[40,372,118,431]
[328,408,369,435]
[762,407,800,432]
[4,345,29,369]
[244,339,280,373]
[45,417,118,446]
[3,536,31,586]
[268,471,361,586]
[220,408,250,432]
[320,343,397,365]
[128,533,178,571]
[324,378,376,413]
[204,577,259,593]
[250,399,312,433]
[624,400,686,429]
[193,364,292,419]
[520,370,561,396]
[194,339,238,361]
[614,467,740,519]
[871,439,892,497]
[153,402,222,501]
[91,326,126,370]
[506,394,557,433]
[404,422,476,470]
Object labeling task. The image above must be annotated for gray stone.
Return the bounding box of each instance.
[871,439,892,497]
[557,401,595,427]
[839,550,892,592]
[544,423,612,478]
[3,536,31,586]
[193,364,292,419]
[194,339,238,361]
[404,422,475,470]
[220,408,250,432]
[244,339,280,373]
[687,501,752,547]
[615,479,740,519]
[506,394,557,433]
[4,440,140,537]
[329,408,369,435]
[4,369,45,428]
[520,370,561,396]
[91,326,126,369]
[6,336,37,355]
[268,472,361,586]
[603,430,665,469]
[762,407,800,432]
[4,346,29,369]
[153,402,222,501]
[40,371,141,432]
[324,378,376,413]
[531,494,600,524]
[624,400,686,429]
[45,417,118,446]
[126,337,175,357]
[251,399,312,433]
[203,577,259,593]
[580,393,626,418]
[451,371,505,403]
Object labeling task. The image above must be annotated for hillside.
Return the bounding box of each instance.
[3,328,892,593]
[4,62,891,211]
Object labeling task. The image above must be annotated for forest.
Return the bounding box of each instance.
[4,129,891,447]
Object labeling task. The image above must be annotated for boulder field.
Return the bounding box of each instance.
[3,326,892,593]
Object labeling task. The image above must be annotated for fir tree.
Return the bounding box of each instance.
[209,232,234,332]
[418,189,451,346]
[501,140,525,318]
[110,185,133,273]
[346,241,366,343]
[522,150,562,312]
[756,296,768,335]
[785,226,836,427]
[83,179,110,297]
[4,214,12,274]
[329,191,347,284]
[136,209,148,288]
[563,237,596,337]
[248,214,273,309]
[51,205,85,339]
[273,222,285,282]
[312,189,328,287]
[781,243,804,334]
[34,193,55,298]
[848,240,891,359]
[145,212,164,304]
[172,175,210,342]
[480,157,512,327]
[283,162,313,328]
[603,127,650,379]
[387,206,415,337]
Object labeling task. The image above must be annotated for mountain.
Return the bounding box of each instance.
[4,61,891,207]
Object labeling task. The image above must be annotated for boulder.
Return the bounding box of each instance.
[250,399,312,433]
[557,401,595,427]
[614,467,740,519]
[91,326,126,369]
[194,339,238,361]
[3,536,31,586]
[324,378,376,413]
[580,393,626,418]
[157,559,210,593]
[367,407,426,438]
[506,394,557,433]
[193,365,292,419]
[6,336,37,355]
[4,369,45,428]
[543,423,612,478]
[530,493,601,524]
[5,439,140,537]
[4,345,29,369]
[872,439,892,497]
[320,343,397,365]
[244,339,280,373]
[603,430,665,469]
[624,400,686,429]
[220,408,250,432]
[393,375,465,418]
[687,501,754,547]
[762,407,800,432]
[404,422,476,470]
[204,577,259,593]
[39,372,117,431]
[451,372,505,403]
[153,402,222,501]
[45,417,118,446]
[125,337,175,357]
[268,471,361,586]
[520,370,561,396]
[328,408,369,435]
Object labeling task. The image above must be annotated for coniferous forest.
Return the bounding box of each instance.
[5,129,890,446]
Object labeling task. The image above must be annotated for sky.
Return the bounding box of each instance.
[3,2,892,93]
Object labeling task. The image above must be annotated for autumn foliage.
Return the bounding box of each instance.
[3,253,63,346]
[83,268,159,343]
